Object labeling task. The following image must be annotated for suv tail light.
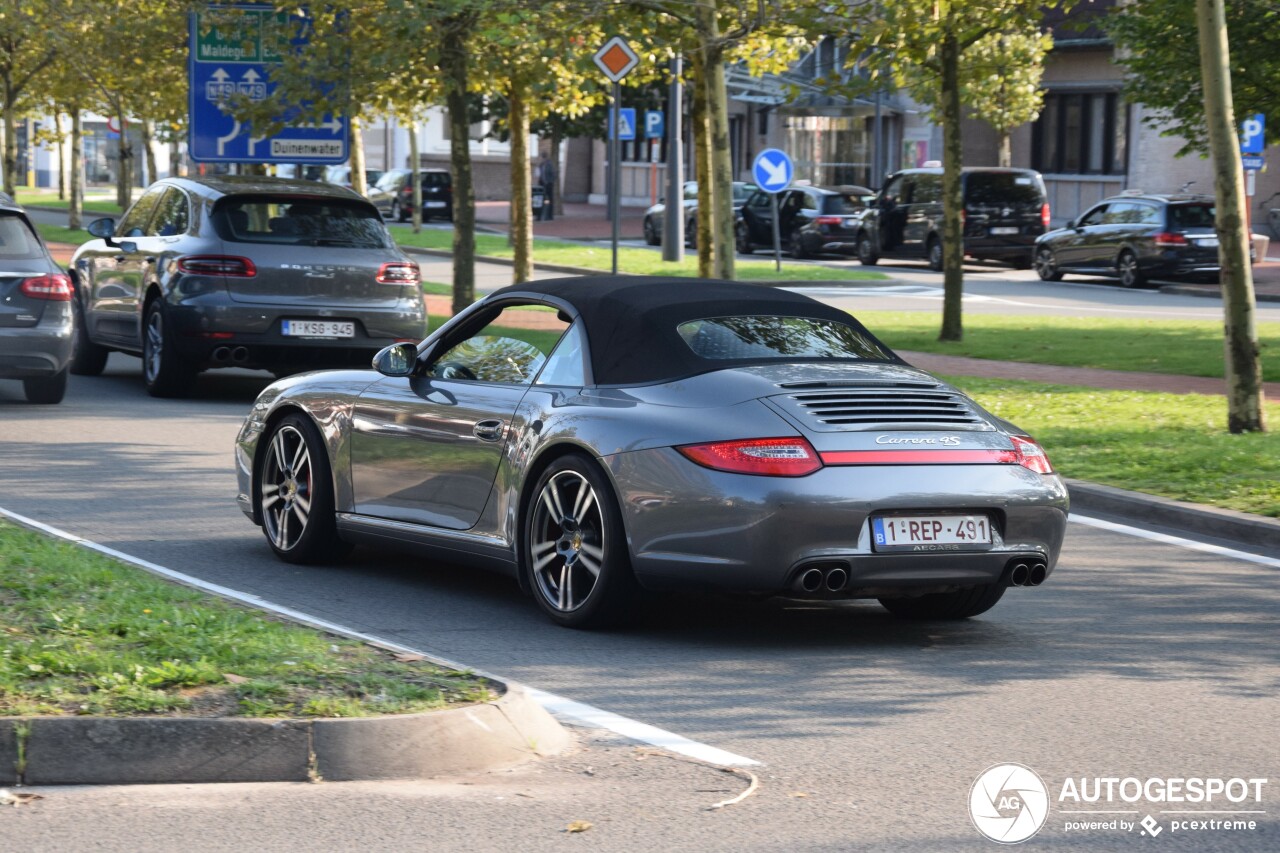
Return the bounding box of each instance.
[1010,435,1054,474]
[177,255,257,277]
[1040,203,1051,229]
[677,437,822,477]
[376,262,420,285]
[19,273,73,301]
[1154,232,1189,246]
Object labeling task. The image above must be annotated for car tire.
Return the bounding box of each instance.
[790,227,810,260]
[643,216,661,246]
[736,222,754,255]
[255,413,350,565]
[1034,247,1064,281]
[927,237,944,271]
[856,231,879,266]
[523,454,642,629]
[392,200,408,223]
[1117,250,1146,288]
[141,300,197,399]
[69,296,109,376]
[878,584,1006,620]
[686,217,698,250]
[23,366,68,404]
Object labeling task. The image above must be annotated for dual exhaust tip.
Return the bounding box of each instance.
[796,565,848,594]
[212,346,250,364]
[1007,559,1048,587]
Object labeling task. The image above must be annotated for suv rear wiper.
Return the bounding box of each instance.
[310,238,377,247]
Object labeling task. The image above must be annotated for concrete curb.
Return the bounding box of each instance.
[1067,479,1280,551]
[1,685,570,786]
[1160,283,1280,302]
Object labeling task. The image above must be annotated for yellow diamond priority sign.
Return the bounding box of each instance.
[593,36,639,83]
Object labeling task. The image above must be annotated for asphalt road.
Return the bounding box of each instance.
[1,356,1277,851]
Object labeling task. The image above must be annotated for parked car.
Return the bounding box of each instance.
[367,169,453,222]
[1033,193,1226,287]
[273,164,325,182]
[736,185,872,259]
[852,167,1050,270]
[684,181,759,249]
[236,276,1068,629]
[69,176,427,397]
[0,193,74,403]
[642,181,698,246]
[324,165,385,190]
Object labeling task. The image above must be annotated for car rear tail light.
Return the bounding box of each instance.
[1040,203,1051,228]
[1154,231,1189,246]
[1010,435,1054,474]
[402,186,413,195]
[177,255,257,277]
[19,273,72,301]
[376,262,420,285]
[677,437,822,477]
[814,215,843,226]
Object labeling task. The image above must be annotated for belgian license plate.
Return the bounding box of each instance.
[282,320,354,338]
[424,201,447,208]
[1195,236,1219,247]
[872,515,993,552]
[990,226,1020,236]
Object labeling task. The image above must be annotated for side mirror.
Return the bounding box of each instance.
[372,342,418,377]
[87,217,117,242]
[1066,219,1077,229]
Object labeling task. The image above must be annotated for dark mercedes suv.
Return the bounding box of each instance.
[853,167,1049,270]
[70,176,427,397]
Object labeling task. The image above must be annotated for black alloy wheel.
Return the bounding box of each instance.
[141,300,196,398]
[256,413,349,564]
[1117,250,1146,288]
[1034,247,1064,281]
[643,216,661,246]
[927,237,944,271]
[856,231,879,266]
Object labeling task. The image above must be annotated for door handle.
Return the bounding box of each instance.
[472,419,505,442]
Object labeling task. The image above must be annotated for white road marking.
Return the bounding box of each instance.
[0,505,761,768]
[1070,513,1280,569]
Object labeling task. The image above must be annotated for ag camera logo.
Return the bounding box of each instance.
[969,763,1050,844]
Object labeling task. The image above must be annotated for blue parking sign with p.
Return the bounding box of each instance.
[645,110,664,140]
[1241,114,1266,154]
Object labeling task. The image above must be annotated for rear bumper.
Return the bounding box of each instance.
[603,447,1069,595]
[0,308,74,378]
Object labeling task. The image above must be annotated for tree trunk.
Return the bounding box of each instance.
[938,32,965,342]
[997,132,1012,168]
[690,51,713,278]
[57,114,66,200]
[508,78,533,284]
[551,125,564,216]
[170,137,183,178]
[3,101,17,196]
[696,4,735,281]
[141,119,157,185]
[115,111,133,210]
[69,108,83,230]
[1196,0,1265,432]
[409,118,422,233]
[349,114,368,196]
[443,18,476,315]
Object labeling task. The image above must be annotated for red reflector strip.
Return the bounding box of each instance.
[820,449,1018,465]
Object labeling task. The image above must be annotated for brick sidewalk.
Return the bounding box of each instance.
[476,200,647,241]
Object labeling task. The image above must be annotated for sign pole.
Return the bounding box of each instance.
[770,193,782,272]
[611,82,621,275]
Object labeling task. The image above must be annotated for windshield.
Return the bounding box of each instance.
[213,196,393,248]
[822,194,865,214]
[678,316,891,361]
[966,172,1044,205]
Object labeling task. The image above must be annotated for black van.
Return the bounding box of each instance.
[852,167,1050,270]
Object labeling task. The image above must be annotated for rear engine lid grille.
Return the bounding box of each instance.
[768,381,989,431]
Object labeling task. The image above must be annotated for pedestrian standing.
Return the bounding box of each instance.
[537,154,556,221]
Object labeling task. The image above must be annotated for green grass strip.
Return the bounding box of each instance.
[0,521,493,718]
[948,376,1280,517]
[15,191,121,215]
[34,223,96,247]
[865,312,1280,383]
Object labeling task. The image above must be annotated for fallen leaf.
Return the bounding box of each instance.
[564,820,593,833]
[223,673,249,684]
[0,789,44,806]
[392,653,426,662]
[788,791,809,798]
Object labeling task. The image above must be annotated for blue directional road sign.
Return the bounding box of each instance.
[752,148,794,193]
[645,110,664,140]
[1243,155,1266,171]
[189,5,347,165]
[1241,114,1266,155]
[610,108,636,141]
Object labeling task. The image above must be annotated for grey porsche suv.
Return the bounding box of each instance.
[70,176,427,397]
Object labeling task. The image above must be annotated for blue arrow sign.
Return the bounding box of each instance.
[752,148,793,193]
[188,6,347,165]
[610,107,636,141]
[1241,114,1266,154]
[645,110,664,140]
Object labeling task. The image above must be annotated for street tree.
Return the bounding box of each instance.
[1195,0,1266,432]
[961,28,1050,167]
[843,0,1068,341]
[0,0,59,195]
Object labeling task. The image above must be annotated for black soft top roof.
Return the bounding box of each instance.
[487,276,899,385]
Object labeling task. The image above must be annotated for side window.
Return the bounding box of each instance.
[117,187,165,238]
[914,175,942,204]
[880,176,904,204]
[1076,205,1108,227]
[801,192,820,212]
[1103,202,1139,225]
[429,303,571,385]
[374,171,403,192]
[748,191,771,210]
[534,321,587,386]
[899,177,917,205]
[1139,204,1163,225]
[147,188,190,237]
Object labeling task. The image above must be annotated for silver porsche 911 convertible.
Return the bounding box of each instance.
[236,277,1068,628]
